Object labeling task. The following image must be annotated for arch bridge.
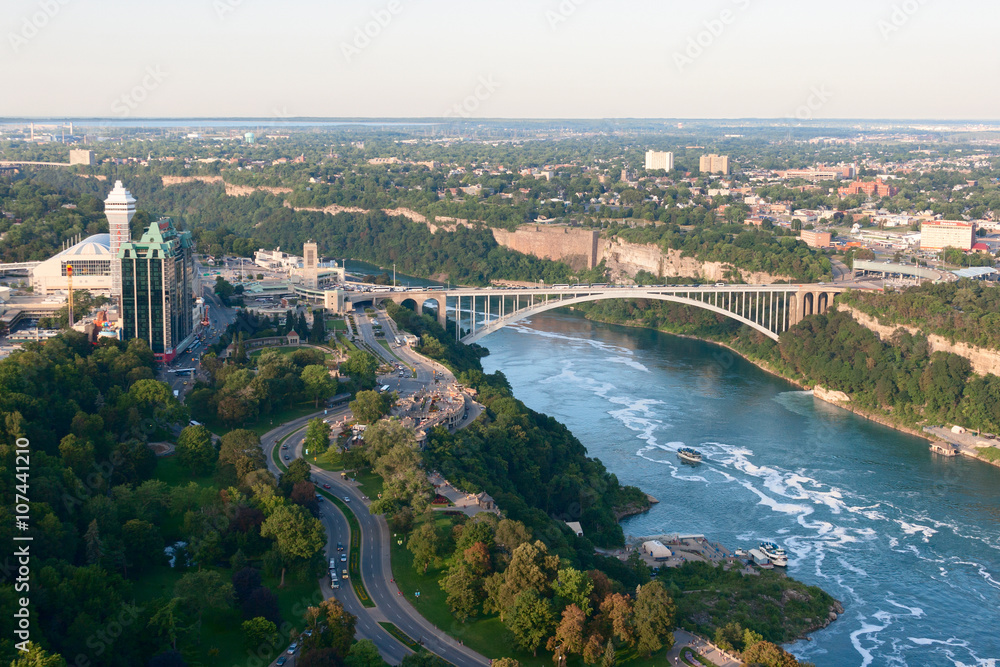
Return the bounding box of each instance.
[354,284,846,344]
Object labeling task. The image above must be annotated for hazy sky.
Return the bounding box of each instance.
[2,0,997,119]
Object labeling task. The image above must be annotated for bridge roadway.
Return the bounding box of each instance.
[347,282,854,344]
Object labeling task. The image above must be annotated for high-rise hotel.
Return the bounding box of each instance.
[119,218,195,362]
[104,180,136,310]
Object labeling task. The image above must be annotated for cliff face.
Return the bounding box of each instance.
[840,305,1000,377]
[596,238,793,284]
[492,226,600,271]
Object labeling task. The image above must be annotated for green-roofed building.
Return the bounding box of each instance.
[119,218,195,363]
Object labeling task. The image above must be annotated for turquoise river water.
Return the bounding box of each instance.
[479,310,1000,667]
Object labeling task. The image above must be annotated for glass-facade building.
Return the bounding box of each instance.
[119,218,194,362]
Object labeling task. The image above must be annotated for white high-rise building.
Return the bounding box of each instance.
[644,150,674,172]
[104,180,136,309]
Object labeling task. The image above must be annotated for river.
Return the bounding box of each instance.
[478,310,1000,667]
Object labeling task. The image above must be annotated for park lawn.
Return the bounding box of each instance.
[328,319,348,331]
[313,448,344,471]
[352,469,384,499]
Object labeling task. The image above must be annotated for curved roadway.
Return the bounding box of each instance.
[261,389,488,666]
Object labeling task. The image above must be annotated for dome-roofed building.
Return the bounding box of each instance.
[32,233,114,295]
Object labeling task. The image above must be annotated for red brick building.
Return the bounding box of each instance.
[838,178,898,198]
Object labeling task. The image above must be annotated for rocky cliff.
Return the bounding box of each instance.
[595,238,794,284]
[839,305,1000,377]
[492,226,600,271]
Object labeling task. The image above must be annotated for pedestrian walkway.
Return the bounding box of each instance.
[665,629,742,666]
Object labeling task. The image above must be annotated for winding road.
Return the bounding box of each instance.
[260,341,489,666]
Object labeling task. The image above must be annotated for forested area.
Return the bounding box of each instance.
[385,302,647,554]
[839,281,1000,351]
[0,330,426,666]
[779,309,1000,432]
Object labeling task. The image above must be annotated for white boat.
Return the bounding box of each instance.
[677,447,703,464]
[759,542,788,567]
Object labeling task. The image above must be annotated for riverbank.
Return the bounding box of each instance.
[571,308,939,445]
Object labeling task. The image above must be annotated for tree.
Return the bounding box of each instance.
[122,519,163,573]
[301,364,335,407]
[232,567,262,603]
[400,651,449,667]
[9,643,66,667]
[350,389,393,424]
[241,617,278,650]
[309,312,326,344]
[304,598,356,660]
[441,563,482,622]
[741,640,803,667]
[506,589,556,656]
[242,586,282,625]
[490,660,520,667]
[346,639,389,667]
[553,567,594,616]
[599,639,615,667]
[408,521,440,573]
[218,429,266,479]
[304,417,331,456]
[174,570,235,630]
[176,424,216,475]
[260,504,326,586]
[546,603,586,663]
[463,541,492,577]
[599,593,635,647]
[633,581,676,656]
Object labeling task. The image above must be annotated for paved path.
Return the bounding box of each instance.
[665,629,742,666]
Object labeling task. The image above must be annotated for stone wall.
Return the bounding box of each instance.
[839,305,1000,377]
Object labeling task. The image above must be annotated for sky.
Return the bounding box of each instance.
[1,0,997,120]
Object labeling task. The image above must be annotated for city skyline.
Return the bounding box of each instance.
[2,0,999,120]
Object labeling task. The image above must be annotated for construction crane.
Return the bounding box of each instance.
[67,264,74,327]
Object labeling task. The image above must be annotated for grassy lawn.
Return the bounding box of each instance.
[313,447,345,471]
[155,454,215,489]
[978,446,1000,463]
[328,319,348,331]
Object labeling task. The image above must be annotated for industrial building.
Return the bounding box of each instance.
[119,218,195,363]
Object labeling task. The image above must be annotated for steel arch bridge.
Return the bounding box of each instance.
[359,284,846,344]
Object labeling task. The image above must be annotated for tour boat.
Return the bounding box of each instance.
[759,542,788,567]
[677,447,703,464]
